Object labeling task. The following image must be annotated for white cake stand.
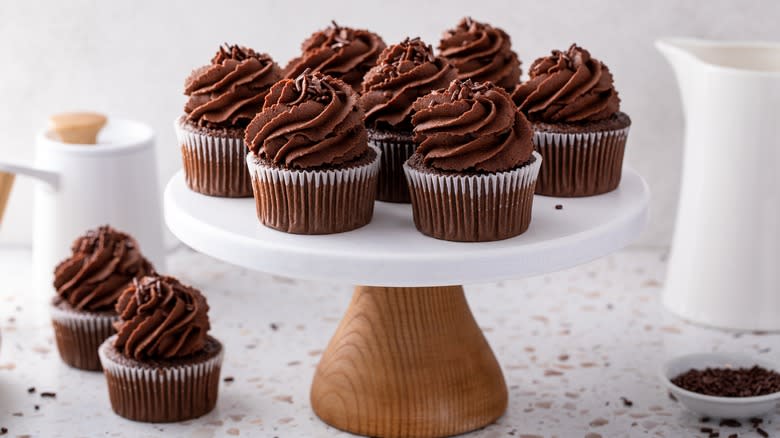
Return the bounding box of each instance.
[164,169,649,438]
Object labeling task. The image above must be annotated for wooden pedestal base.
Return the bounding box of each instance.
[311,285,508,438]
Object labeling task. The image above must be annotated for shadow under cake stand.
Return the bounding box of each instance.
[164,168,649,438]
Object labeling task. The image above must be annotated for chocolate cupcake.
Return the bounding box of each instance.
[245,70,379,234]
[51,226,154,371]
[438,17,521,92]
[405,80,541,242]
[177,44,283,197]
[284,21,386,92]
[512,44,630,197]
[99,275,223,423]
[360,37,457,203]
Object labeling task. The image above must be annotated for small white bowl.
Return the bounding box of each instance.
[660,352,780,418]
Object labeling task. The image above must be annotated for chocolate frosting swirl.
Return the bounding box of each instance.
[184,44,283,128]
[245,70,368,169]
[412,79,533,172]
[512,44,620,123]
[114,275,210,360]
[438,17,521,91]
[360,37,458,131]
[284,21,386,91]
[53,226,154,312]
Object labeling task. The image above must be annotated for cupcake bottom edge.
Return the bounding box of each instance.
[98,335,223,423]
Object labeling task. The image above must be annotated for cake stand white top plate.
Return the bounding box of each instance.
[164,169,649,286]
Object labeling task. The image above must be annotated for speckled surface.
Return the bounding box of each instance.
[0,246,778,438]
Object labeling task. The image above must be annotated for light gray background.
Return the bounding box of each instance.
[1,0,778,247]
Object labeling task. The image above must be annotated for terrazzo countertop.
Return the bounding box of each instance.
[0,246,778,438]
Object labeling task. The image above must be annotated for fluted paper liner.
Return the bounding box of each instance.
[533,126,629,197]
[404,152,542,242]
[368,136,416,203]
[247,147,381,234]
[175,118,253,197]
[99,335,223,423]
[50,302,117,371]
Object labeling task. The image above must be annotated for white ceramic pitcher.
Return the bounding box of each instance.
[657,38,780,330]
[0,118,166,300]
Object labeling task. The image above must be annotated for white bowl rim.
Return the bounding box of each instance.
[660,352,780,405]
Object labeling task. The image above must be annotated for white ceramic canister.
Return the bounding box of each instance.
[0,118,166,305]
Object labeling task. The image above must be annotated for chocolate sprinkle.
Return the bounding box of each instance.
[757,428,769,437]
[27,387,35,394]
[719,419,741,428]
[40,392,56,398]
[555,204,563,210]
[223,376,235,383]
[672,366,780,397]
[620,396,633,407]
[0,427,6,435]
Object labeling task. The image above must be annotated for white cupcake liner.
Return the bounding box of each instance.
[174,117,253,197]
[533,126,630,197]
[50,301,117,371]
[98,335,224,423]
[404,151,542,242]
[367,135,417,203]
[246,146,381,234]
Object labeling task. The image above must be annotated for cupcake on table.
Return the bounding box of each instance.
[51,226,155,371]
[404,79,542,242]
[438,17,522,92]
[284,20,386,92]
[177,44,283,197]
[360,37,457,203]
[512,44,631,197]
[99,275,223,423]
[244,69,380,235]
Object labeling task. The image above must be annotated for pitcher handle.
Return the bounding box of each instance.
[0,161,59,188]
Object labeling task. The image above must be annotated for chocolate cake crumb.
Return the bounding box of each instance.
[620,397,633,407]
[719,419,741,428]
[40,392,56,398]
[223,376,235,383]
[757,427,769,437]
[555,204,563,210]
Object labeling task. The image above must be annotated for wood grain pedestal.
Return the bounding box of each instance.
[311,285,508,438]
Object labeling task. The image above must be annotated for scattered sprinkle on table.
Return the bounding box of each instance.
[26,387,35,394]
[555,204,563,210]
[40,392,56,398]
[223,376,235,383]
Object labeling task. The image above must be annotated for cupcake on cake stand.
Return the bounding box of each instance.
[164,165,648,437]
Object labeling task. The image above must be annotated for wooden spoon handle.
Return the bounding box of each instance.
[0,172,15,225]
[49,112,107,144]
